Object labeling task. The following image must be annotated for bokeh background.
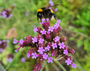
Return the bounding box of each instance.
[0,0,90,71]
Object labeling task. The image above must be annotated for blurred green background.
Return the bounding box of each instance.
[0,0,90,71]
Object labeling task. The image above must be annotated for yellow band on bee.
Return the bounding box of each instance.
[50,9,53,13]
[37,9,43,12]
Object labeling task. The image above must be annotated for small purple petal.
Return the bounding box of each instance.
[72,63,76,68]
[13,39,18,44]
[57,19,61,24]
[65,58,72,65]
[19,39,24,45]
[15,50,17,53]
[21,57,26,62]
[27,53,30,58]
[49,0,53,6]
[47,57,53,63]
[0,41,2,44]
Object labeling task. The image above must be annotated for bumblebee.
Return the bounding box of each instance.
[37,4,59,21]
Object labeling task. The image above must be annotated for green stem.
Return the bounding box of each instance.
[54,60,67,71]
[45,63,49,71]
[40,61,46,71]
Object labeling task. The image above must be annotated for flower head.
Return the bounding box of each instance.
[57,19,61,24]
[49,0,53,6]
[19,39,24,45]
[27,53,30,58]
[13,39,18,44]
[65,58,72,65]
[48,26,54,32]
[63,49,68,55]
[72,63,76,68]
[32,52,38,59]
[32,37,37,43]
[7,57,13,63]
[0,48,4,52]
[54,23,60,29]
[58,42,65,49]
[21,57,26,62]
[33,26,38,33]
[0,41,2,44]
[47,57,53,63]
[52,43,57,49]
[39,38,44,44]
[53,36,60,42]
[38,47,45,54]
[45,45,50,51]
[43,53,48,60]
[40,29,46,35]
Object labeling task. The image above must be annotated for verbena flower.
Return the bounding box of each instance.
[48,26,54,32]
[51,43,57,49]
[14,18,76,71]
[38,38,44,44]
[58,42,65,49]
[32,37,37,43]
[20,57,26,62]
[6,53,14,63]
[33,26,38,33]
[37,47,45,54]
[49,0,53,6]
[13,39,18,44]
[71,63,76,68]
[0,40,9,53]
[65,58,72,65]
[43,53,48,60]
[63,49,68,55]
[32,52,38,59]
[47,57,53,63]
[0,5,15,19]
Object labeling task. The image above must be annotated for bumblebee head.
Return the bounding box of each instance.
[37,9,43,20]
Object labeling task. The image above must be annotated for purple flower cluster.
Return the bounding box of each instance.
[48,0,58,12]
[0,5,15,19]
[13,18,76,70]
[0,40,9,53]
[6,53,14,63]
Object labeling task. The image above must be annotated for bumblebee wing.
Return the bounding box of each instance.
[46,4,59,9]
